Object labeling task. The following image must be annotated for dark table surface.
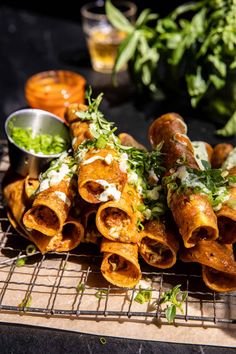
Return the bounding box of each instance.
[0,5,235,354]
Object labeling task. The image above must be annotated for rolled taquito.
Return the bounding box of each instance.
[78,147,127,204]
[211,143,233,168]
[23,153,76,236]
[149,113,218,248]
[100,239,141,288]
[3,173,31,239]
[29,217,84,253]
[139,218,179,269]
[118,133,147,151]
[96,183,142,243]
[149,113,199,170]
[180,240,236,275]
[216,166,236,244]
[3,175,28,229]
[202,266,236,292]
[65,103,95,153]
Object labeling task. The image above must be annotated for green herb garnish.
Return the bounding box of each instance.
[76,282,85,294]
[26,244,36,256]
[16,257,26,267]
[137,218,144,232]
[100,337,107,345]
[18,294,32,309]
[160,285,187,323]
[134,287,152,304]
[8,121,68,155]
[95,289,108,299]
[163,166,230,210]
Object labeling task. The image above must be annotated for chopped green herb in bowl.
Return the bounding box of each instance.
[8,122,68,155]
[5,108,70,178]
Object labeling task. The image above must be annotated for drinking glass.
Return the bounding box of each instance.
[81,1,137,73]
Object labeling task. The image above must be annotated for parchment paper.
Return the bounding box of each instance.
[0,142,235,347]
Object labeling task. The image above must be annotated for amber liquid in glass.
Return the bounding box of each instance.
[87,25,127,73]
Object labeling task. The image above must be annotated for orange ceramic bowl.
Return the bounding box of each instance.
[25,70,86,120]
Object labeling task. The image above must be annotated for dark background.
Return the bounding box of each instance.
[1,0,183,21]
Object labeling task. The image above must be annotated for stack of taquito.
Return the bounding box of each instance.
[3,93,236,292]
[64,98,182,288]
[149,114,236,292]
[65,101,140,287]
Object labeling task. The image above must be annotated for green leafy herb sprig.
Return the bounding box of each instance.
[106,0,236,136]
[160,285,187,323]
[134,286,152,304]
[75,87,118,150]
[18,294,32,309]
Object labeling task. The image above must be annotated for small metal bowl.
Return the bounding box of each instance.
[5,108,70,178]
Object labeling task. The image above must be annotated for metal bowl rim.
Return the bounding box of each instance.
[5,108,69,158]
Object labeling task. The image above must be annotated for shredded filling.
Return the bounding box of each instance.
[101,208,131,239]
[140,237,172,264]
[31,206,59,230]
[189,226,215,244]
[108,254,128,272]
[86,181,105,196]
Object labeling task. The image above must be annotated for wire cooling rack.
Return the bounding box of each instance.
[0,139,235,325]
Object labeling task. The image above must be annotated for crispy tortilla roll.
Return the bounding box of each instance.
[3,172,39,239]
[64,103,88,124]
[211,143,233,168]
[24,176,40,201]
[23,154,76,236]
[118,133,147,151]
[29,217,84,253]
[149,113,218,248]
[170,192,218,248]
[139,219,179,269]
[23,179,75,236]
[202,266,236,292]
[81,203,102,244]
[65,103,93,151]
[3,175,28,229]
[78,148,127,204]
[148,113,199,170]
[217,166,236,244]
[3,173,38,237]
[100,239,141,288]
[96,184,141,243]
[180,240,236,275]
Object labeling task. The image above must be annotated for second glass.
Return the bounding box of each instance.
[81,1,137,73]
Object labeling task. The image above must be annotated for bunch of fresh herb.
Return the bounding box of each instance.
[106,0,236,136]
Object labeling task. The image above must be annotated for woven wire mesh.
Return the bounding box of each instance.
[0,139,235,325]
